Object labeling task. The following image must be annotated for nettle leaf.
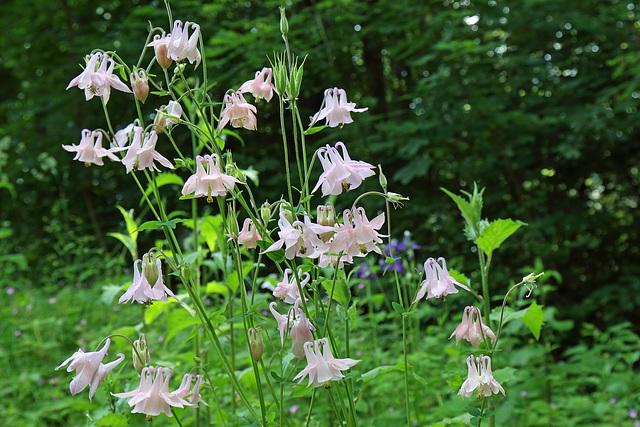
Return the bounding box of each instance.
[442,188,476,232]
[476,218,527,257]
[523,301,545,340]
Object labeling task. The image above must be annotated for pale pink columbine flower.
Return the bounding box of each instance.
[239,67,277,101]
[119,253,177,305]
[172,374,210,407]
[112,366,192,417]
[153,101,183,133]
[294,338,360,388]
[62,129,123,166]
[311,87,368,128]
[459,355,505,398]
[269,300,316,357]
[316,208,385,267]
[121,129,174,173]
[181,154,241,202]
[56,338,125,400]
[148,21,202,68]
[312,142,375,196]
[262,212,333,259]
[113,122,141,148]
[217,92,258,131]
[450,306,496,348]
[237,218,263,249]
[414,257,471,302]
[67,52,132,103]
[273,268,310,304]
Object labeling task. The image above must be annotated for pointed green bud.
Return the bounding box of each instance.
[279,201,295,224]
[279,7,289,36]
[132,334,150,374]
[378,164,387,189]
[261,202,272,227]
[227,203,239,241]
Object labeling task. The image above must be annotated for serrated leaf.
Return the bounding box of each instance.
[442,188,478,238]
[523,301,545,340]
[476,218,527,257]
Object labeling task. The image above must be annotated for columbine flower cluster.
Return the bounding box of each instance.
[66,52,132,103]
[112,367,208,417]
[311,87,368,128]
[294,338,360,388]
[459,355,505,399]
[313,142,375,196]
[181,154,241,202]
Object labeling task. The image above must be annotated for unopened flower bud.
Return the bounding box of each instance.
[142,252,160,286]
[130,69,149,103]
[378,164,387,189]
[261,202,272,227]
[151,33,173,69]
[227,203,239,241]
[279,202,295,224]
[248,327,264,361]
[317,204,335,242]
[279,7,289,36]
[132,334,150,374]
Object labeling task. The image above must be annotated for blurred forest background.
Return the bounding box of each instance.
[2,0,638,334]
[1,1,639,422]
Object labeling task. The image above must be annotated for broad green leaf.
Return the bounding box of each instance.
[206,280,229,296]
[321,270,351,307]
[523,301,545,340]
[95,413,129,427]
[140,172,184,205]
[448,268,469,288]
[442,187,477,237]
[115,205,139,241]
[392,302,405,314]
[107,232,137,261]
[201,215,224,252]
[476,218,527,257]
[166,309,201,343]
[360,365,400,384]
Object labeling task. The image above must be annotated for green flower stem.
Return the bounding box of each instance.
[290,100,305,198]
[278,96,294,206]
[170,407,185,426]
[305,389,317,427]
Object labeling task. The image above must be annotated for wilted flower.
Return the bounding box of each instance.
[63,129,123,166]
[310,87,367,128]
[414,257,470,302]
[56,338,125,400]
[459,355,505,399]
[112,366,192,417]
[67,52,132,103]
[312,142,375,196]
[273,268,310,304]
[181,154,241,202]
[294,338,360,388]
[121,129,174,173]
[449,306,496,348]
[119,252,177,305]
[239,67,277,101]
[217,92,257,131]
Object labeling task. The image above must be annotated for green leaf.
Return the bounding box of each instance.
[441,187,478,238]
[304,125,328,135]
[166,309,201,343]
[201,215,224,252]
[476,218,527,257]
[360,365,400,384]
[466,406,481,417]
[522,301,545,340]
[139,172,184,205]
[95,413,129,427]
[392,302,405,314]
[321,270,351,307]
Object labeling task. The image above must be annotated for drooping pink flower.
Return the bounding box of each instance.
[119,253,177,305]
[62,129,123,166]
[56,338,125,400]
[312,142,375,196]
[67,52,132,103]
[113,366,191,417]
[217,92,258,131]
[153,101,183,133]
[171,374,210,407]
[181,154,241,202]
[459,355,505,398]
[237,218,263,249]
[294,338,360,388]
[148,21,201,68]
[273,268,310,304]
[449,306,496,348]
[414,257,470,302]
[310,87,368,128]
[269,300,316,357]
[269,301,290,347]
[262,212,333,260]
[239,67,277,101]
[121,129,174,173]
